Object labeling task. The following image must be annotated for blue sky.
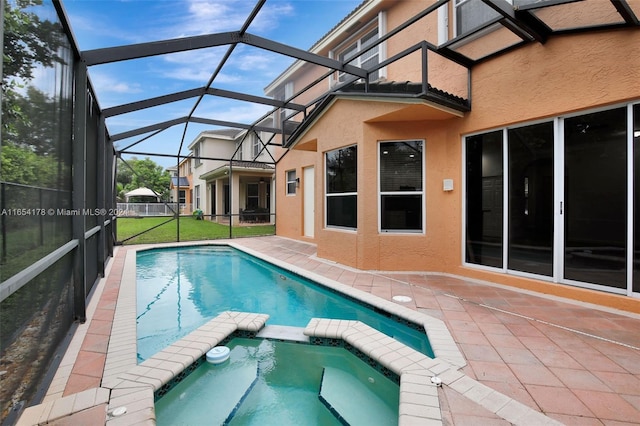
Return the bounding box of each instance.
[63,0,362,168]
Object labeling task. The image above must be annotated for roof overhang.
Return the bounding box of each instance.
[285,94,465,150]
[199,163,275,181]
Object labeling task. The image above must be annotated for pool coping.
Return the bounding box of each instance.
[17,241,563,425]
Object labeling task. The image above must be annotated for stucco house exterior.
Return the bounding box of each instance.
[189,128,275,225]
[267,0,640,307]
[168,156,193,214]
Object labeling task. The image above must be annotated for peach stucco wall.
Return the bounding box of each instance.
[462,30,640,132]
[277,98,465,271]
[275,148,316,241]
[274,26,640,311]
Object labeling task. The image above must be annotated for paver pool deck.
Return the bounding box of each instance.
[16,236,640,425]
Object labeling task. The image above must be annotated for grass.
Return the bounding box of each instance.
[116,216,275,245]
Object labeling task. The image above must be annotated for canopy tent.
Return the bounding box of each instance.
[124,187,160,202]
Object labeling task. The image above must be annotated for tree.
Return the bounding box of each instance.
[117,157,171,201]
[2,0,70,187]
[2,0,65,140]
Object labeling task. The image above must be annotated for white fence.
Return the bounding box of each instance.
[116,203,190,216]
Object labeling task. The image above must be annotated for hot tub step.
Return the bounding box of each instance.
[155,359,258,426]
[318,367,397,426]
[222,362,260,425]
[256,325,310,342]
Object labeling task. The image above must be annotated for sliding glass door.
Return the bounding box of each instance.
[465,103,638,295]
[634,104,640,293]
[465,131,503,268]
[563,107,628,289]
[507,122,554,276]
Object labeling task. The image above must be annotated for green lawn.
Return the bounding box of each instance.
[117,216,274,245]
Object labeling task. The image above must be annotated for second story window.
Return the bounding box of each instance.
[252,133,261,159]
[194,143,201,167]
[454,0,508,36]
[273,82,294,128]
[333,13,385,85]
[235,141,243,161]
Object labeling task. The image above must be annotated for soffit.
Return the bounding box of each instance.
[288,96,462,150]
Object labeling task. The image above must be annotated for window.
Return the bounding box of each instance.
[326,146,357,229]
[193,143,201,167]
[453,0,541,37]
[235,141,243,160]
[252,133,261,159]
[379,141,423,232]
[194,185,200,210]
[273,82,294,127]
[335,24,381,83]
[247,183,259,209]
[178,190,186,204]
[454,0,501,36]
[286,170,297,195]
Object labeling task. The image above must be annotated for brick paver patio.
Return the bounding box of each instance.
[22,236,640,425]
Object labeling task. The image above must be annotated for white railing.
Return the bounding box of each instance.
[116,203,190,216]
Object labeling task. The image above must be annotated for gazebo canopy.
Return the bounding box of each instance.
[124,187,160,201]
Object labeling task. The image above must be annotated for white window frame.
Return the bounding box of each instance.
[252,133,261,159]
[286,170,297,195]
[194,185,200,210]
[461,101,640,297]
[452,0,513,38]
[273,82,294,128]
[330,12,386,86]
[438,3,449,45]
[235,140,243,161]
[193,143,201,167]
[325,145,358,231]
[378,140,425,234]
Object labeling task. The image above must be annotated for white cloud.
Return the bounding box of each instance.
[89,71,143,95]
[197,102,273,124]
[173,0,294,37]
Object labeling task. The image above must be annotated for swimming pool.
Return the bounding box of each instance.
[136,245,433,360]
[154,337,399,425]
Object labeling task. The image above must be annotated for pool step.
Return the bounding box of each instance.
[256,325,310,342]
[222,362,260,425]
[155,358,259,426]
[197,360,258,425]
[319,367,397,426]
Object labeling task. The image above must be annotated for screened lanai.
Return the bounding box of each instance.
[2,0,640,423]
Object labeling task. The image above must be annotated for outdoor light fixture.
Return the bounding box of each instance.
[295,177,300,187]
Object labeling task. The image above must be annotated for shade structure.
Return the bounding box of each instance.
[124,187,160,201]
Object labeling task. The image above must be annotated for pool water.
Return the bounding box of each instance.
[136,246,433,360]
[154,338,399,425]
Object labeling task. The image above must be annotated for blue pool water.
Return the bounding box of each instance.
[136,245,433,360]
[155,338,399,425]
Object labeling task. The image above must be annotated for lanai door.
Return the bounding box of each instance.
[562,107,628,290]
[507,122,554,277]
[466,103,639,295]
